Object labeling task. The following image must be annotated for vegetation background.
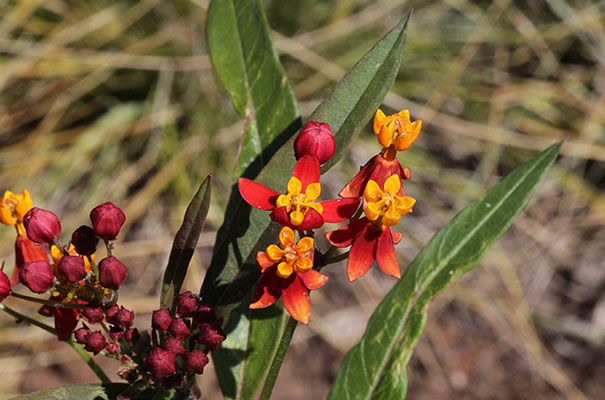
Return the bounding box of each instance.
[0,0,603,399]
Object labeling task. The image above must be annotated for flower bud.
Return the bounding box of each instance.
[163,338,186,355]
[58,255,87,283]
[145,347,176,380]
[160,374,184,390]
[168,318,190,340]
[74,327,90,344]
[124,328,140,344]
[84,331,107,355]
[192,303,218,325]
[71,225,99,256]
[109,325,124,341]
[23,207,61,244]
[196,322,226,351]
[105,304,119,324]
[106,342,120,355]
[152,309,172,332]
[98,256,127,290]
[83,306,105,324]
[19,260,53,293]
[176,291,198,317]
[90,202,125,240]
[116,307,134,329]
[0,269,11,302]
[185,350,209,374]
[293,121,335,164]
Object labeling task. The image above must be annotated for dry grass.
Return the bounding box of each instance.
[0,0,603,399]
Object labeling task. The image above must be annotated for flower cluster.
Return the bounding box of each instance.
[239,110,421,323]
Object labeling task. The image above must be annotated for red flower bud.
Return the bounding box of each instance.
[0,269,11,302]
[294,121,335,164]
[105,304,119,324]
[84,331,107,355]
[19,260,53,293]
[168,318,190,340]
[116,307,134,329]
[145,347,176,380]
[185,349,209,374]
[176,291,198,317]
[23,207,61,244]
[58,255,87,283]
[196,322,226,351]
[152,309,172,332]
[74,327,90,344]
[90,202,125,240]
[163,337,186,355]
[98,256,127,290]
[192,303,218,325]
[160,374,185,390]
[83,306,105,324]
[124,328,140,344]
[71,225,99,256]
[106,342,120,354]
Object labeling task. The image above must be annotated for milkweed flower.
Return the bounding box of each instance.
[250,227,328,324]
[327,175,415,282]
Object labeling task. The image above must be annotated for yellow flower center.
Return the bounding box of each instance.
[265,227,314,278]
[373,109,421,151]
[276,176,323,226]
[0,189,33,235]
[363,175,415,227]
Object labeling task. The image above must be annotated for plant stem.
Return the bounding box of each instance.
[66,337,111,383]
[259,316,298,400]
[318,250,350,268]
[0,303,56,335]
[10,292,88,309]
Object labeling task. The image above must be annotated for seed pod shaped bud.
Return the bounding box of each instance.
[23,208,61,244]
[124,328,140,344]
[196,322,226,351]
[19,261,53,293]
[294,121,335,164]
[90,202,125,240]
[152,309,172,332]
[185,350,209,374]
[176,291,198,317]
[74,327,91,344]
[168,318,190,340]
[71,225,99,256]
[58,255,86,283]
[105,304,119,324]
[106,342,120,355]
[163,337,186,355]
[98,256,127,290]
[84,331,107,355]
[145,347,176,380]
[116,307,134,329]
[193,303,218,325]
[83,306,105,324]
[0,269,11,302]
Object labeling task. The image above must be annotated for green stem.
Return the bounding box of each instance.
[318,250,350,268]
[0,303,56,335]
[10,292,88,309]
[65,338,111,383]
[104,240,113,257]
[259,317,298,400]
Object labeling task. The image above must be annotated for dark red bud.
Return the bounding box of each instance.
[152,309,172,332]
[293,121,335,164]
[74,327,91,344]
[116,307,134,329]
[168,318,190,340]
[160,374,185,390]
[0,269,11,302]
[185,349,209,374]
[106,342,120,354]
[23,207,61,244]
[83,306,105,324]
[105,304,119,324]
[176,291,198,317]
[71,225,99,256]
[58,255,87,283]
[84,331,107,355]
[124,328,140,344]
[90,202,125,240]
[109,325,124,341]
[163,337,186,355]
[98,256,127,290]
[193,303,218,325]
[196,322,226,351]
[145,347,176,380]
[19,260,53,293]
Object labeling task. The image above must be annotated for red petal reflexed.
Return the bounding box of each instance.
[325,218,366,248]
[256,252,275,273]
[376,228,401,279]
[320,198,360,223]
[54,307,80,340]
[347,223,380,282]
[238,178,280,210]
[270,206,290,228]
[300,269,328,290]
[391,231,403,244]
[339,155,379,198]
[13,235,48,285]
[297,208,324,231]
[249,267,281,309]
[281,275,311,325]
[293,155,320,191]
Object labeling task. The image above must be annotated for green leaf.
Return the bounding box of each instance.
[202,12,412,400]
[328,142,563,400]
[161,174,211,305]
[207,0,300,177]
[12,384,129,400]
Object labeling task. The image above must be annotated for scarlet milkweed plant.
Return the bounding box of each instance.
[0,3,561,400]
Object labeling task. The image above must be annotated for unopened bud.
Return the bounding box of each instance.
[90,202,125,240]
[74,327,90,344]
[98,256,127,290]
[105,304,119,324]
[152,309,172,332]
[193,303,218,325]
[163,338,186,355]
[116,307,134,329]
[293,121,335,164]
[82,306,104,324]
[71,225,99,256]
[58,255,87,283]
[145,347,176,380]
[0,269,11,302]
[196,322,226,351]
[124,328,140,344]
[84,331,107,355]
[176,291,198,317]
[19,260,53,293]
[106,342,120,354]
[185,349,209,374]
[168,318,190,340]
[23,208,61,244]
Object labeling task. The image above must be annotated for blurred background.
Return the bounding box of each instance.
[0,0,603,398]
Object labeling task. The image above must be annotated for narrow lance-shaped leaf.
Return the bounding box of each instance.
[207,0,300,178]
[328,142,562,400]
[161,174,211,307]
[202,12,412,400]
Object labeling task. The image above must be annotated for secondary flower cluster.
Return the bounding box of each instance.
[239,110,421,324]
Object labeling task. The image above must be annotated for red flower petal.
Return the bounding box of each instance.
[376,228,401,279]
[320,198,360,223]
[300,269,328,290]
[281,275,310,324]
[256,252,275,273]
[325,218,366,248]
[238,178,280,210]
[347,223,380,282]
[297,208,324,231]
[293,155,320,191]
[249,267,281,309]
[391,231,403,244]
[270,206,290,228]
[54,307,80,340]
[339,155,378,198]
[13,234,48,285]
